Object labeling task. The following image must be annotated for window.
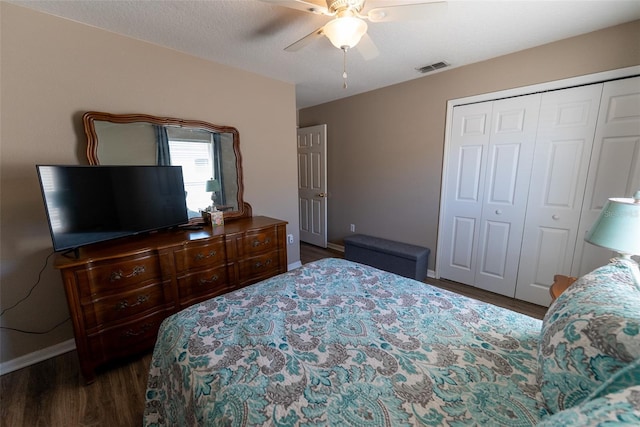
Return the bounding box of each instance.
[168,140,213,215]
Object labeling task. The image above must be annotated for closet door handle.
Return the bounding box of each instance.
[495,209,502,215]
[552,214,560,220]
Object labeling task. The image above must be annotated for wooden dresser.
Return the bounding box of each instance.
[54,216,287,382]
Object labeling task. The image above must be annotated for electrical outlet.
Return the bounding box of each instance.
[350,224,355,232]
[287,234,294,244]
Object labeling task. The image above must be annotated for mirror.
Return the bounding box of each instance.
[83,111,251,221]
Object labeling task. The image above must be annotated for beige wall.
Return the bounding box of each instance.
[299,20,640,270]
[0,3,299,364]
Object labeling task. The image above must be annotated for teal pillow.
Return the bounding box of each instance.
[537,260,640,414]
[536,385,640,426]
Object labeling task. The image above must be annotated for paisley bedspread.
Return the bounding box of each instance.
[143,258,543,426]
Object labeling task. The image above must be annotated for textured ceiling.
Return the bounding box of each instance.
[10,0,640,108]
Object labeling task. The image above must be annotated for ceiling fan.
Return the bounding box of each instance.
[262,0,446,53]
[261,0,446,87]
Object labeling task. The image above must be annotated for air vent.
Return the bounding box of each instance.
[416,61,450,74]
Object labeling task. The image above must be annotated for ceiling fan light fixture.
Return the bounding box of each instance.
[323,16,368,49]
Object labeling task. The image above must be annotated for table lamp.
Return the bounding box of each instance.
[205,178,221,208]
[585,190,640,290]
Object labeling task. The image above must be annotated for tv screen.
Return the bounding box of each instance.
[36,165,189,252]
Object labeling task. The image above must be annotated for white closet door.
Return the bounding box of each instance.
[515,84,604,306]
[439,94,540,296]
[473,94,541,296]
[572,76,640,277]
[439,102,493,285]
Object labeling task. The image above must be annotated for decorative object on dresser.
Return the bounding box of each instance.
[54,216,287,383]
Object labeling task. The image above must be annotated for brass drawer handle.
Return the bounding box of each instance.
[198,275,219,286]
[115,294,150,311]
[121,323,152,338]
[252,238,271,247]
[194,250,217,261]
[254,259,273,269]
[110,265,146,282]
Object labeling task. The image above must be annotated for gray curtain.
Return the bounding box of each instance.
[154,125,171,166]
[212,132,224,200]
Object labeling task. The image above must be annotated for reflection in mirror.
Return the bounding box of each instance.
[83,112,250,221]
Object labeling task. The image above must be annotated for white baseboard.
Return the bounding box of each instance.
[0,339,76,376]
[327,242,344,253]
[288,261,302,271]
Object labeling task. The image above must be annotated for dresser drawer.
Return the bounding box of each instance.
[86,310,168,364]
[82,281,171,330]
[77,253,162,298]
[238,252,282,284]
[242,228,278,256]
[177,265,232,305]
[173,238,226,273]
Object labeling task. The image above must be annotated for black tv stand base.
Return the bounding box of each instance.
[61,248,80,259]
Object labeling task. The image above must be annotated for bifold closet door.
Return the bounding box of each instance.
[439,101,492,286]
[439,94,540,297]
[515,84,604,306]
[572,76,640,277]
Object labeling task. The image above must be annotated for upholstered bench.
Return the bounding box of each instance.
[343,234,430,280]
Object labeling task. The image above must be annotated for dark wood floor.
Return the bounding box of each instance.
[0,243,547,426]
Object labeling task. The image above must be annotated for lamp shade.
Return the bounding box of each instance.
[205,178,220,192]
[323,16,368,49]
[585,191,640,256]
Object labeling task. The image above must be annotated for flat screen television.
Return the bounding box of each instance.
[36,165,189,253]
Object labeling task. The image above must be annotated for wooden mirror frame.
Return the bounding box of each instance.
[83,111,251,221]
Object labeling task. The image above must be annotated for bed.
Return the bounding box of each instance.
[143,258,640,426]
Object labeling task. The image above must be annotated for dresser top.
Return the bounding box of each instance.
[54,216,287,269]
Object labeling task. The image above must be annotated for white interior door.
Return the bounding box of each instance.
[572,76,640,277]
[515,84,604,306]
[297,125,327,248]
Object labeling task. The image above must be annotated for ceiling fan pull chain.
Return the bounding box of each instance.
[342,46,348,89]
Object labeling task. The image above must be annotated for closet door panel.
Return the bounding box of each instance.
[478,220,510,278]
[516,84,603,306]
[591,138,639,202]
[439,103,492,285]
[449,144,485,271]
[474,94,541,296]
[573,76,640,277]
[449,217,476,271]
[457,145,485,201]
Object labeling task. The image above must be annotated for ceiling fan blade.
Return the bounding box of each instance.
[259,0,330,15]
[284,26,326,52]
[366,1,447,22]
[356,33,379,60]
